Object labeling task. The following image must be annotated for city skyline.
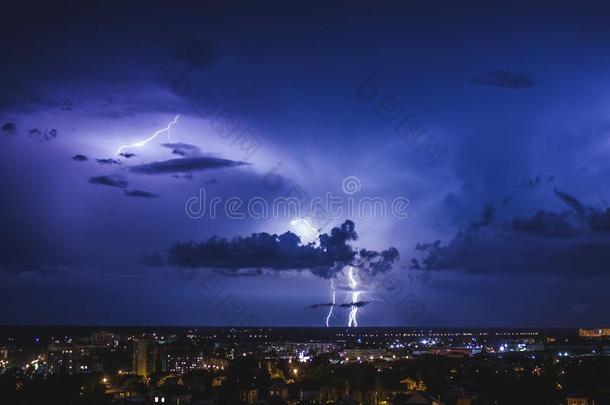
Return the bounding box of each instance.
[1,325,609,404]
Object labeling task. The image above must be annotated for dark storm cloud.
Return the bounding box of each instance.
[95,158,121,165]
[308,301,370,309]
[512,211,578,238]
[119,152,136,159]
[167,226,352,272]
[28,128,57,142]
[124,189,159,199]
[308,303,334,308]
[1,122,16,133]
[163,221,399,278]
[129,157,248,174]
[162,143,199,151]
[588,208,610,231]
[469,204,495,230]
[553,187,586,220]
[71,154,88,161]
[412,188,610,277]
[88,175,128,189]
[96,158,121,165]
[470,70,535,89]
[358,247,400,276]
[338,301,370,308]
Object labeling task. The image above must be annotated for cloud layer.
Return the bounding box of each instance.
[129,157,248,174]
[412,188,610,277]
[89,175,128,188]
[163,220,399,278]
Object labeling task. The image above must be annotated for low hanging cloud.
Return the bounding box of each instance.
[2,122,16,133]
[338,301,370,308]
[158,220,399,279]
[308,303,335,308]
[119,152,137,159]
[96,158,121,165]
[88,175,128,189]
[29,128,58,142]
[358,247,400,276]
[309,301,370,309]
[124,189,160,198]
[129,157,248,174]
[412,188,610,277]
[72,154,88,161]
[470,70,535,89]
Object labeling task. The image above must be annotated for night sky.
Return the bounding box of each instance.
[2,0,610,327]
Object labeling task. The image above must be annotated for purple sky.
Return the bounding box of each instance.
[1,0,610,327]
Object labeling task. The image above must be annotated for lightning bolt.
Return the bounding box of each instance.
[325,279,336,327]
[347,266,361,327]
[115,115,179,155]
[291,217,335,327]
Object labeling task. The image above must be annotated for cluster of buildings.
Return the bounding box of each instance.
[0,327,609,404]
[579,328,610,338]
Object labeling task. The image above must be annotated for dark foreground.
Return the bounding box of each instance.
[1,326,609,404]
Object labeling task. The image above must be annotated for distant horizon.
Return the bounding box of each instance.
[0,324,592,330]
